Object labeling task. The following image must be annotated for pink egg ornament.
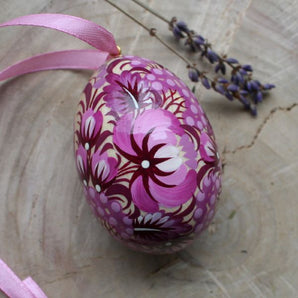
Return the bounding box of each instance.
[74,55,222,254]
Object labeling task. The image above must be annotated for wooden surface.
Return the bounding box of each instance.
[0,0,297,297]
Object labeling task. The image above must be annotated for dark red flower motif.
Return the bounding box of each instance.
[133,211,192,243]
[113,109,197,212]
[103,71,162,115]
[199,132,220,166]
[90,151,119,193]
[77,108,103,151]
[76,144,89,186]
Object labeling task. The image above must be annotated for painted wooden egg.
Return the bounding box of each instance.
[74,55,222,254]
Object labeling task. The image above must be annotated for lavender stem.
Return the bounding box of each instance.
[131,0,170,24]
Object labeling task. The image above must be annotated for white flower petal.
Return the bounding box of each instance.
[77,155,84,173]
[96,160,110,181]
[152,212,162,222]
[144,214,153,224]
[158,216,169,224]
[155,145,179,158]
[85,116,95,138]
[156,157,182,172]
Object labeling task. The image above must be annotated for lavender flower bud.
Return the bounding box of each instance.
[251,80,260,91]
[215,63,221,73]
[225,58,239,64]
[255,91,263,103]
[231,75,239,85]
[215,83,226,94]
[236,72,245,85]
[239,68,247,76]
[242,64,253,72]
[176,21,189,33]
[193,35,205,46]
[227,84,239,92]
[225,92,234,101]
[263,83,276,90]
[250,105,257,116]
[220,63,226,75]
[201,76,211,89]
[218,78,229,84]
[207,49,219,64]
[173,26,184,39]
[240,90,249,95]
[240,96,250,109]
[188,68,199,82]
[246,81,252,91]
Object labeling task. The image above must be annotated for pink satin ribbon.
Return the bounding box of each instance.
[0,259,47,297]
[0,13,119,81]
[0,49,109,81]
[0,13,119,297]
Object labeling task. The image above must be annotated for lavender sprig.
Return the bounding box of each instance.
[170,18,275,116]
[111,0,275,116]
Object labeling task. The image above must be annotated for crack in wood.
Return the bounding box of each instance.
[43,263,93,285]
[223,102,298,155]
[40,255,122,285]
[177,250,203,268]
[148,250,206,277]
[147,256,180,276]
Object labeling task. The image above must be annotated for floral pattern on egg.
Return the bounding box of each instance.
[74,55,222,254]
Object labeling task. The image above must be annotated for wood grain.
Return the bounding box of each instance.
[0,0,297,297]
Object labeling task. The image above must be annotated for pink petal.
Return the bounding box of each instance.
[91,151,118,183]
[149,170,196,207]
[107,157,118,182]
[131,176,159,212]
[97,160,110,181]
[76,144,87,176]
[158,164,187,185]
[200,132,215,162]
[81,109,103,140]
[179,134,198,169]
[113,112,136,156]
[147,127,177,150]
[133,109,183,150]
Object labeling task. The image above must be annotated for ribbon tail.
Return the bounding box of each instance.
[0,14,119,55]
[23,277,47,298]
[0,49,109,81]
[0,259,47,298]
